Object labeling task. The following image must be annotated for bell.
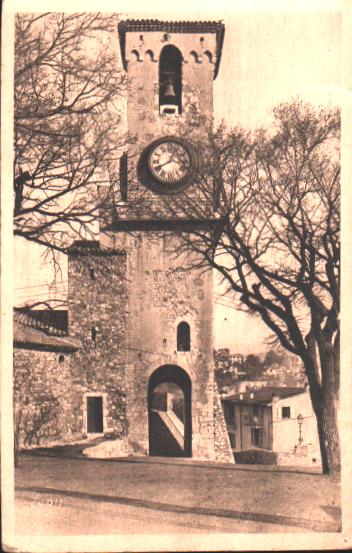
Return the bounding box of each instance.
[163,80,176,100]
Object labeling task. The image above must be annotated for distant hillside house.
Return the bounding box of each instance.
[214,348,247,382]
[222,386,321,467]
[214,347,306,393]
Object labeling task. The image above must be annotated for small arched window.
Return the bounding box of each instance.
[177,322,190,352]
[204,50,213,63]
[159,45,182,115]
[190,50,199,63]
[145,49,155,62]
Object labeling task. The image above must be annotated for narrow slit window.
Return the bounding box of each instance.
[177,322,190,352]
[119,153,128,201]
[91,326,97,342]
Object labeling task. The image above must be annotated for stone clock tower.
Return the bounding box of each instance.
[99,19,232,461]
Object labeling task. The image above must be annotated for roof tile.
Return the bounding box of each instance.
[14,320,80,352]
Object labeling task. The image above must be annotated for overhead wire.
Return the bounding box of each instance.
[14,280,68,291]
[14,285,240,310]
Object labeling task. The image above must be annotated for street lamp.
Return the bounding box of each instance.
[297,413,304,445]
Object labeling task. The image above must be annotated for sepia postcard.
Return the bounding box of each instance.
[1,0,352,551]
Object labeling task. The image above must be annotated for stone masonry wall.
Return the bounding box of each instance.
[13,249,128,448]
[102,230,219,460]
[68,249,128,439]
[14,349,79,447]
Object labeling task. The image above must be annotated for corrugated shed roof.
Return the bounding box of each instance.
[223,386,306,404]
[118,19,225,78]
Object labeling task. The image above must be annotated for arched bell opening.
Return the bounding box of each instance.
[148,365,192,457]
[159,45,182,115]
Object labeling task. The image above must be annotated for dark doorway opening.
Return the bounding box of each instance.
[148,365,192,457]
[87,396,103,433]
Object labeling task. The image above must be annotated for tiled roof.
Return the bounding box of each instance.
[68,240,125,256]
[14,308,68,336]
[118,19,225,78]
[14,309,79,352]
[223,386,306,404]
[14,320,80,352]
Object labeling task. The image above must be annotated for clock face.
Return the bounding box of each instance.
[138,136,196,194]
[148,140,191,184]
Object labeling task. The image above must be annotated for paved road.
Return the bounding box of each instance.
[15,454,341,535]
[16,488,310,534]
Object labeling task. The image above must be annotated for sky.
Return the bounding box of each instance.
[12,2,343,354]
[214,10,341,128]
[212,9,341,352]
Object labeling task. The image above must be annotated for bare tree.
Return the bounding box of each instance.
[14,12,126,259]
[148,101,340,473]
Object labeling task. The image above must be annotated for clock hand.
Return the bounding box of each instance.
[154,157,173,170]
[169,148,189,165]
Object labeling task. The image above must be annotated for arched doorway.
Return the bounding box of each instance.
[148,365,192,457]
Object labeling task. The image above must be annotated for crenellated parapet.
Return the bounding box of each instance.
[128,47,215,65]
[118,19,224,78]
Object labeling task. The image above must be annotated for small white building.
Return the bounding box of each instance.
[222,386,321,467]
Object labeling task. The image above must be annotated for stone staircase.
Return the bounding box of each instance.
[157,410,184,448]
[166,409,184,435]
[149,410,184,456]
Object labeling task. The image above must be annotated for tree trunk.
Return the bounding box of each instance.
[304,352,340,475]
[318,394,340,474]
